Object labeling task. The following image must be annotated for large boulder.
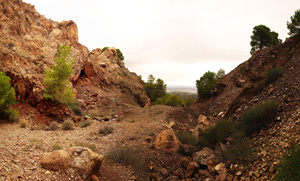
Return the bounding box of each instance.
[40,147,103,179]
[153,129,180,152]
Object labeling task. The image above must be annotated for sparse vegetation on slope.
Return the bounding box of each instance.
[198,119,236,147]
[240,99,278,136]
[177,131,196,145]
[274,143,300,181]
[265,67,282,84]
[62,120,74,130]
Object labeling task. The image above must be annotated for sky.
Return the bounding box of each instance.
[23,0,299,90]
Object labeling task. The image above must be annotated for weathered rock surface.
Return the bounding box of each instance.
[40,146,103,178]
[153,129,180,152]
[193,147,216,166]
[0,0,149,121]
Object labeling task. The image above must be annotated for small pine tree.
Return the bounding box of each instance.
[287,9,300,38]
[250,25,282,55]
[43,45,75,104]
[144,75,167,103]
[0,71,19,121]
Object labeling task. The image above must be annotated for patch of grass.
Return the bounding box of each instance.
[20,120,27,128]
[177,131,196,145]
[106,146,140,165]
[31,139,41,149]
[98,125,113,135]
[218,138,254,163]
[79,120,92,127]
[62,120,74,130]
[49,121,58,131]
[240,99,278,136]
[265,67,281,84]
[52,144,62,151]
[76,142,97,152]
[198,119,236,147]
[107,146,146,179]
[274,143,300,180]
[67,103,83,116]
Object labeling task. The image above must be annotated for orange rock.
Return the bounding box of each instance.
[153,129,180,152]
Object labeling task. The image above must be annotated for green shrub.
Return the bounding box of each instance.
[101,47,109,53]
[0,71,19,122]
[79,120,92,127]
[76,142,97,152]
[98,125,113,135]
[116,48,124,60]
[164,95,184,107]
[49,121,58,131]
[198,119,235,147]
[274,143,300,180]
[20,120,27,128]
[106,146,139,165]
[62,120,74,130]
[265,67,281,83]
[106,146,145,179]
[219,138,254,163]
[240,99,278,136]
[185,96,196,106]
[52,144,62,151]
[67,103,83,116]
[177,131,196,145]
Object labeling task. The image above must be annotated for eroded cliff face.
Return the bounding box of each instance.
[0,0,149,121]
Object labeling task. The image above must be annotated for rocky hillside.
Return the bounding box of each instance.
[0,0,149,121]
[166,35,300,180]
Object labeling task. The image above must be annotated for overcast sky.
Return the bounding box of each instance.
[23,0,299,90]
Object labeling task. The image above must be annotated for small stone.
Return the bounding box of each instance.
[92,174,100,181]
[130,176,136,180]
[45,170,51,175]
[269,165,275,173]
[248,171,253,176]
[236,171,242,176]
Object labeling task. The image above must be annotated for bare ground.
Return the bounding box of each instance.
[0,104,177,180]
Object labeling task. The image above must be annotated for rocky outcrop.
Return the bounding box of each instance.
[153,129,180,152]
[40,147,103,179]
[0,0,149,121]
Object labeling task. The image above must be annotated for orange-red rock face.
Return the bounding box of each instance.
[0,0,149,121]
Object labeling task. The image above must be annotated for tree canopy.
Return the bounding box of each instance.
[144,75,167,103]
[0,71,19,121]
[43,45,75,104]
[216,69,225,79]
[196,71,217,98]
[287,9,300,38]
[250,25,282,55]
